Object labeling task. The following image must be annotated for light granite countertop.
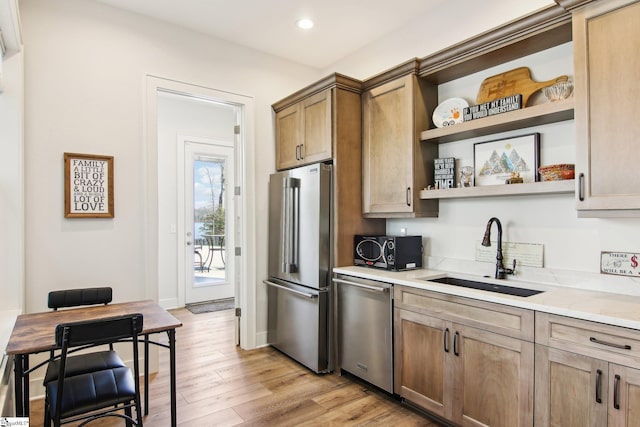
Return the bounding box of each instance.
[334,266,640,331]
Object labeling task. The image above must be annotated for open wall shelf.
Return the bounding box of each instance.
[419,179,575,200]
[420,98,574,144]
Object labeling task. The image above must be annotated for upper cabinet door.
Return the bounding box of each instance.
[300,90,332,166]
[275,103,302,170]
[574,0,640,215]
[362,75,416,215]
[275,89,332,171]
[362,71,438,218]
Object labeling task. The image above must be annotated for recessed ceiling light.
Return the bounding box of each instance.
[296,18,314,30]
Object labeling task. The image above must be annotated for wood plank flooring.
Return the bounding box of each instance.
[28,307,442,426]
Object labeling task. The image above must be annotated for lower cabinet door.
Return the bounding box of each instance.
[608,364,640,427]
[453,323,534,427]
[394,308,453,420]
[535,345,608,427]
[395,309,534,426]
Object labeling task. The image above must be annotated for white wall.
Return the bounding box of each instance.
[323,0,555,79]
[0,50,24,310]
[19,0,321,335]
[327,0,640,294]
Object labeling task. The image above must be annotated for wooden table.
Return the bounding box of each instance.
[5,300,182,426]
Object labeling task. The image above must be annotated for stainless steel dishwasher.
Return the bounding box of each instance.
[333,274,393,393]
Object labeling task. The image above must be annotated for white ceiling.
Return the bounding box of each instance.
[94,0,447,69]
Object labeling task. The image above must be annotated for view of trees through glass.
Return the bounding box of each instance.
[194,159,225,239]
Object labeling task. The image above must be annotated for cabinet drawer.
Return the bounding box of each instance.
[536,312,640,369]
[395,285,534,341]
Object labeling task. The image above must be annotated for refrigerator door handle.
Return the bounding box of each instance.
[291,179,300,272]
[282,177,300,274]
[280,179,289,273]
[263,280,318,299]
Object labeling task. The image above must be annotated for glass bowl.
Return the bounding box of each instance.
[542,81,574,102]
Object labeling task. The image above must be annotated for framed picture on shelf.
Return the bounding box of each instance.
[64,152,114,218]
[434,157,456,189]
[473,133,540,186]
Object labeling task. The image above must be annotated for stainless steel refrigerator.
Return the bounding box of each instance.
[264,162,333,373]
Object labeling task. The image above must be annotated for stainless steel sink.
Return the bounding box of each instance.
[426,276,544,297]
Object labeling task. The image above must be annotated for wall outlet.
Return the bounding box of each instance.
[400,228,407,236]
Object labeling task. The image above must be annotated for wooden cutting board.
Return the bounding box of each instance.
[476,67,568,107]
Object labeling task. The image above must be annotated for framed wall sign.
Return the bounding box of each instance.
[64,152,114,218]
[473,133,540,186]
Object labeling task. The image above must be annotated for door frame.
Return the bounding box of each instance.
[145,75,257,350]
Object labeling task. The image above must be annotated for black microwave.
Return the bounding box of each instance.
[354,235,423,271]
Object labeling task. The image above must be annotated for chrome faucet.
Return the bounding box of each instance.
[481,217,516,279]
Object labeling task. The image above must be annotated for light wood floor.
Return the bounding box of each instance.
[29,308,442,426]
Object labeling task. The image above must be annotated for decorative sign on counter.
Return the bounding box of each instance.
[64,152,114,218]
[601,252,640,277]
[434,157,456,189]
[476,241,544,268]
[463,94,522,122]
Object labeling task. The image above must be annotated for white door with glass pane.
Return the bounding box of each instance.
[180,138,235,304]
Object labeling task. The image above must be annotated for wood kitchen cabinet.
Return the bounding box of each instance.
[608,364,640,426]
[275,89,332,170]
[395,309,451,419]
[272,74,385,267]
[572,0,640,215]
[536,312,640,426]
[535,345,608,426]
[361,60,438,218]
[394,286,534,426]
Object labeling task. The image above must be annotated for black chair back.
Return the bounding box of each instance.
[48,287,113,310]
[55,313,143,348]
[51,314,144,426]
